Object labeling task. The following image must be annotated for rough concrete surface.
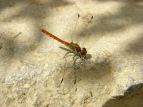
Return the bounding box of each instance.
[0,0,143,107]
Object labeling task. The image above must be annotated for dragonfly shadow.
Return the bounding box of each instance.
[85,54,92,60]
[56,56,113,94]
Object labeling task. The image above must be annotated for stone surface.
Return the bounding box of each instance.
[0,0,143,107]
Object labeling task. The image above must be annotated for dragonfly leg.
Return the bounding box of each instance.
[73,54,80,65]
[80,55,87,64]
[81,56,86,61]
[78,52,86,61]
[63,51,74,59]
[73,53,87,66]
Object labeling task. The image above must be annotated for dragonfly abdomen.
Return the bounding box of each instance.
[40,28,69,46]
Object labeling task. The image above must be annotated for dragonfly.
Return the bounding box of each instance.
[40,28,87,65]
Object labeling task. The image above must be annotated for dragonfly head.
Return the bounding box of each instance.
[80,48,87,56]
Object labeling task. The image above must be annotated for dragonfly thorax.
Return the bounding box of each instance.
[68,42,81,52]
[68,42,87,56]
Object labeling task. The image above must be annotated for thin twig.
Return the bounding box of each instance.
[14,32,22,38]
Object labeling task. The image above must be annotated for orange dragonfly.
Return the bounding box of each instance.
[40,28,87,64]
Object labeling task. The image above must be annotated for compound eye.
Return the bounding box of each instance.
[81,48,87,55]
